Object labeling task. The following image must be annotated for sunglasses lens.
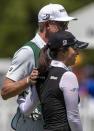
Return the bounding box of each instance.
[49,21,69,27]
[64,22,69,26]
[58,22,69,27]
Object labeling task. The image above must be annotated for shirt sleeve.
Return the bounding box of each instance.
[6,46,35,81]
[17,86,40,116]
[59,71,83,131]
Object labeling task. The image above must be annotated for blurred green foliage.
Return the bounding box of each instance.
[0,0,94,58]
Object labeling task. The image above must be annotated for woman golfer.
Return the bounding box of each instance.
[19,30,88,131]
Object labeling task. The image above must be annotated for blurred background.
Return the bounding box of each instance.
[0,0,94,131]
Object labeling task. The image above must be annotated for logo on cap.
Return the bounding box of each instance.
[59,9,65,12]
[63,40,67,46]
[43,14,50,20]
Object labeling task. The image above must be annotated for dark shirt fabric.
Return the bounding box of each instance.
[36,66,71,131]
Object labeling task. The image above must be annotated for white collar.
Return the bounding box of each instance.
[31,33,46,49]
[50,60,71,71]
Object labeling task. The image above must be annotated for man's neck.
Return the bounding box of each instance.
[39,32,48,44]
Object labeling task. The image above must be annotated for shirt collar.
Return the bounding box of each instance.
[31,33,46,49]
[50,60,71,71]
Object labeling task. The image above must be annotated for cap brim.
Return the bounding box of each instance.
[53,16,78,22]
[75,41,89,49]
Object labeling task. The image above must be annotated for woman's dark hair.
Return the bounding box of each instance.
[37,45,50,74]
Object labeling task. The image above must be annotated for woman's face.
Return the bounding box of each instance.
[64,46,79,66]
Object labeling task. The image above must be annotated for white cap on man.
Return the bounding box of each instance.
[38,3,77,22]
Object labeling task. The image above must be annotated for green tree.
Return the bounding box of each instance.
[0,0,94,57]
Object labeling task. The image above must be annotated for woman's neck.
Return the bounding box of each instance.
[55,57,70,67]
[55,59,69,67]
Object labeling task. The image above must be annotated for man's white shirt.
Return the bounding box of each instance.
[6,33,46,113]
[6,33,46,81]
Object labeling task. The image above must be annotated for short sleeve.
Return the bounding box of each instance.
[6,46,35,81]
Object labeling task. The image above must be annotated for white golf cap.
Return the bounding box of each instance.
[38,3,77,22]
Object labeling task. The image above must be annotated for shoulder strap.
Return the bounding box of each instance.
[24,41,41,112]
[24,41,40,67]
